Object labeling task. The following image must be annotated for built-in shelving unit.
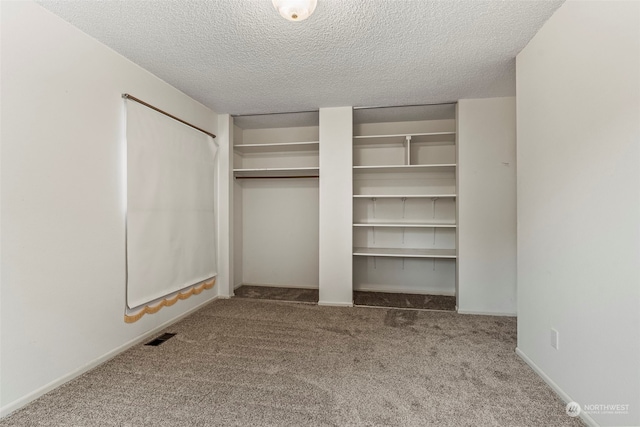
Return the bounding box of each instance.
[233,138,320,179]
[352,105,458,297]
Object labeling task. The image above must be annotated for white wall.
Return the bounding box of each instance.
[517,2,640,426]
[457,98,517,316]
[240,179,319,288]
[0,1,222,415]
[318,107,353,305]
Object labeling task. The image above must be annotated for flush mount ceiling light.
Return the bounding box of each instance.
[272,0,317,22]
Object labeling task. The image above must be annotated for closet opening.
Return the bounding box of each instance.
[352,103,458,311]
[231,111,320,304]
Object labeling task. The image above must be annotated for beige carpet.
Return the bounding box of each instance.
[1,299,584,426]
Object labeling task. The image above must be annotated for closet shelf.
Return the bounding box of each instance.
[233,141,319,153]
[353,247,457,258]
[353,194,456,199]
[353,164,456,173]
[353,132,456,139]
[353,223,456,228]
[234,167,319,178]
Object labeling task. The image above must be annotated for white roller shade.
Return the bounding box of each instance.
[126,100,217,309]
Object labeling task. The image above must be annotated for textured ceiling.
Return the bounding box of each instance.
[37,0,564,116]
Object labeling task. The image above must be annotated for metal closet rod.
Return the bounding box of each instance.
[122,93,217,140]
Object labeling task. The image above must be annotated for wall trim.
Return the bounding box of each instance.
[457,309,516,317]
[515,348,599,427]
[0,295,222,419]
[318,301,354,307]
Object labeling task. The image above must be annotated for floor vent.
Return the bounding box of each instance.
[145,333,176,346]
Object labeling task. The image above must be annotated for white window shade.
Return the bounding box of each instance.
[126,99,217,309]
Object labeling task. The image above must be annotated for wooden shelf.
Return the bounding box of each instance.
[353,194,456,199]
[234,167,319,178]
[353,164,456,173]
[353,223,456,228]
[353,247,457,258]
[233,141,319,153]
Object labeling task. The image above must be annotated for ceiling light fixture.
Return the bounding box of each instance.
[272,0,317,22]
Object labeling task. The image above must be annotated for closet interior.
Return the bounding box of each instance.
[233,111,320,300]
[232,104,457,309]
[352,104,458,302]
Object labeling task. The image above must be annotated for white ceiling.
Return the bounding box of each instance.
[37,0,564,116]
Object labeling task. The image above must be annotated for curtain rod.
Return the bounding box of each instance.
[122,94,217,140]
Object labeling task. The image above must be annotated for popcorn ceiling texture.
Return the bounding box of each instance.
[37,0,563,115]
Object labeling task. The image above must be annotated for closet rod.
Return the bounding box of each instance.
[235,176,319,180]
[122,93,217,140]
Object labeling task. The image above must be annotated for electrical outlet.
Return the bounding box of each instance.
[550,328,559,350]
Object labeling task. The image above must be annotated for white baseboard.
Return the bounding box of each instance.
[457,309,516,317]
[515,348,599,427]
[0,295,221,419]
[318,301,353,307]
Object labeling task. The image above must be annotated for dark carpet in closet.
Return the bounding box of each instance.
[353,291,456,311]
[234,285,319,303]
[234,285,456,311]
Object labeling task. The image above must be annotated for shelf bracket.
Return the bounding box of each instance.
[372,197,377,218]
[402,227,405,245]
[431,197,438,218]
[401,197,407,219]
[372,226,376,245]
[433,227,437,245]
[405,136,412,166]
